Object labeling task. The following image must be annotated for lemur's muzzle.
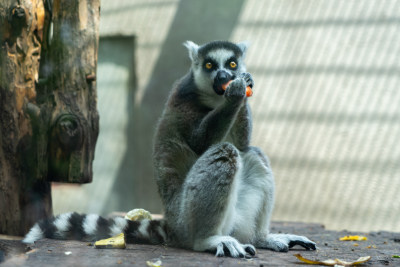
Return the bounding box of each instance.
[213,70,233,95]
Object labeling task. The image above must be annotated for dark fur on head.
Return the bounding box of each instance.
[198,41,245,58]
[183,40,248,65]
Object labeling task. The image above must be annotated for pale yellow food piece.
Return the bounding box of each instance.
[94,233,126,249]
[94,209,151,249]
[146,260,162,267]
[125,208,152,221]
[294,254,371,266]
[339,235,368,241]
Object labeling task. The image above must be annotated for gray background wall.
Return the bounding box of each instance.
[52,0,400,232]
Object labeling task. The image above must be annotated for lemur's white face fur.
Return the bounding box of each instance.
[184,40,248,107]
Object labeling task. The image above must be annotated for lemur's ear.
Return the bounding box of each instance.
[237,41,250,58]
[183,41,199,63]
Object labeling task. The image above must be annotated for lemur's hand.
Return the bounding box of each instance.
[224,77,246,103]
[239,72,254,89]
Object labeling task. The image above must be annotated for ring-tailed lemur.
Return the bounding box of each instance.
[23,40,316,257]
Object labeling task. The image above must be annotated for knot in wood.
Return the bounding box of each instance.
[86,74,96,82]
[55,114,83,151]
[8,5,27,36]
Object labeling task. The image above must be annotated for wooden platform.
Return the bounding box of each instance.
[1,222,399,266]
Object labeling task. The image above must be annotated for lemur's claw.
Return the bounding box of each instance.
[245,245,257,256]
[289,240,317,250]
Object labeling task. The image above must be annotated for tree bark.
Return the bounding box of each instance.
[41,0,100,183]
[0,0,100,235]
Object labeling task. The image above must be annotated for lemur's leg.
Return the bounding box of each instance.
[231,146,275,244]
[245,147,316,252]
[179,142,256,257]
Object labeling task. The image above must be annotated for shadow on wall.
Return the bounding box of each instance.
[107,0,246,213]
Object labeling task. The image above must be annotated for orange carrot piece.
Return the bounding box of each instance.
[221,80,253,97]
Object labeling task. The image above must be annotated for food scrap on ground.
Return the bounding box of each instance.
[294,254,371,266]
[339,235,368,241]
[94,233,126,249]
[125,208,153,221]
[146,259,162,267]
[93,209,154,249]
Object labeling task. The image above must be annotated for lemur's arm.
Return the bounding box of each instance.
[190,78,246,154]
[230,103,252,151]
[229,72,254,151]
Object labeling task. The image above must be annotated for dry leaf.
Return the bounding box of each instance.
[294,254,371,266]
[25,249,38,255]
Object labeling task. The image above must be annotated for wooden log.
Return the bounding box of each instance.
[0,0,50,236]
[40,0,100,183]
[0,0,100,235]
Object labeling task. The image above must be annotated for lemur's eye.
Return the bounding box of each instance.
[205,62,213,69]
[230,61,237,68]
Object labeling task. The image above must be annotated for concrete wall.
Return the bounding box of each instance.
[53,0,400,232]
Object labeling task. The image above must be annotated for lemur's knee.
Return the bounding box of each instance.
[210,142,239,160]
[208,142,241,178]
[195,142,240,171]
[184,143,241,195]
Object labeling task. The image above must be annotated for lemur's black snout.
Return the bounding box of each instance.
[213,70,233,95]
[215,70,232,84]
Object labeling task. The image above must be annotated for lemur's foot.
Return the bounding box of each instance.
[195,236,256,258]
[215,239,256,258]
[257,234,316,252]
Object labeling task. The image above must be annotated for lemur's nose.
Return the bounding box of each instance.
[215,70,231,84]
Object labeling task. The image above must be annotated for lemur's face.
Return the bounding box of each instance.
[184,41,248,96]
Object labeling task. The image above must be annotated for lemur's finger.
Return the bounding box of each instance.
[222,80,252,97]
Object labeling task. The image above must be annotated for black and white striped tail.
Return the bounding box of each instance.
[22,212,167,245]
